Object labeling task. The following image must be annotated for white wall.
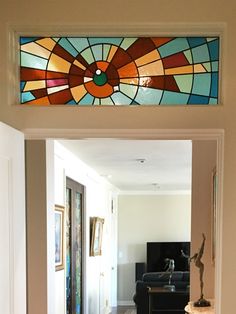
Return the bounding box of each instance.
[117,194,191,304]
[54,141,118,314]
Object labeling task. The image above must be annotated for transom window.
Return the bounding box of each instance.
[20,36,219,105]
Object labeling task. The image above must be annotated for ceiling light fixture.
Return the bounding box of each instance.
[136,158,146,164]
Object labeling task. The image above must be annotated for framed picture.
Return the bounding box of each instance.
[90,217,104,256]
[211,167,217,264]
[55,205,65,271]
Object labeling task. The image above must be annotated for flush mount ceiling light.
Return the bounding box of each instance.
[135,158,146,164]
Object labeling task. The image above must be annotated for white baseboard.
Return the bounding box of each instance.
[117,300,135,306]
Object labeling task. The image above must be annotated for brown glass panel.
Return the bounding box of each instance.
[75,55,89,69]
[110,47,132,69]
[21,67,46,81]
[48,89,72,104]
[47,71,69,79]
[31,88,48,98]
[69,75,84,88]
[70,64,86,77]
[162,52,190,69]
[53,44,75,63]
[139,75,180,92]
[165,75,180,92]
[151,37,174,48]
[127,38,156,60]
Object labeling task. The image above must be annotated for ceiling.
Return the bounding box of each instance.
[59,139,192,193]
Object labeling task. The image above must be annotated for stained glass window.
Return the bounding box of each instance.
[20,36,219,105]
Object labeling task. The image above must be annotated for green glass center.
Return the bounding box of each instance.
[93,70,108,86]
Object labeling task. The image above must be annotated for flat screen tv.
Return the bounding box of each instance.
[147,242,190,272]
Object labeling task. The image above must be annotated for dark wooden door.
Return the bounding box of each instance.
[66,177,85,314]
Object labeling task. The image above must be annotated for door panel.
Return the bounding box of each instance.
[0,122,26,314]
[66,177,84,314]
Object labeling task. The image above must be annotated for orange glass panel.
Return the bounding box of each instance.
[138,60,164,77]
[194,64,207,73]
[47,53,71,73]
[21,42,51,59]
[120,77,139,85]
[118,62,138,78]
[96,61,109,72]
[107,46,118,62]
[24,80,46,91]
[73,60,86,71]
[26,96,50,105]
[36,38,57,51]
[165,65,194,75]
[85,82,113,98]
[135,50,161,67]
[70,85,87,102]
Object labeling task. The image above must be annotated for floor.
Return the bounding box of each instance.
[110,306,136,314]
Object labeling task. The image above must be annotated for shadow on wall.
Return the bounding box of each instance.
[118,263,135,302]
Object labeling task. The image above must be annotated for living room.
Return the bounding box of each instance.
[52,137,216,314]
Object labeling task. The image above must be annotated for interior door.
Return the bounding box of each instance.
[66,177,84,314]
[0,122,26,314]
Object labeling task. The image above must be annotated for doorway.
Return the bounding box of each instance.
[23,129,223,314]
[53,136,221,312]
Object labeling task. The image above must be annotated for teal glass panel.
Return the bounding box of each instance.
[120,83,138,99]
[21,51,48,69]
[67,99,77,105]
[135,87,163,105]
[100,97,114,105]
[210,73,219,98]
[188,94,209,104]
[208,39,219,61]
[78,93,94,105]
[174,74,193,93]
[58,38,78,57]
[93,98,100,105]
[120,37,137,50]
[20,37,40,44]
[103,44,111,61]
[211,61,219,72]
[19,36,220,105]
[88,37,123,46]
[111,92,133,105]
[91,44,103,61]
[187,37,206,49]
[158,38,190,58]
[191,44,210,63]
[21,91,35,102]
[160,91,190,105]
[80,47,95,64]
[192,73,211,96]
[209,97,218,105]
[67,37,90,53]
[20,81,26,91]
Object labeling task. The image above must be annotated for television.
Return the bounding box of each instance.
[147,242,190,272]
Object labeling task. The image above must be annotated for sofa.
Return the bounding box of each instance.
[133,271,190,314]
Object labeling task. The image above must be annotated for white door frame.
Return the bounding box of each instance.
[25,128,224,314]
[0,122,26,314]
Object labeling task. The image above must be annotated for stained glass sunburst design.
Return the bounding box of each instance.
[20,37,219,105]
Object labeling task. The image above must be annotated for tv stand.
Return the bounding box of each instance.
[148,287,189,314]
